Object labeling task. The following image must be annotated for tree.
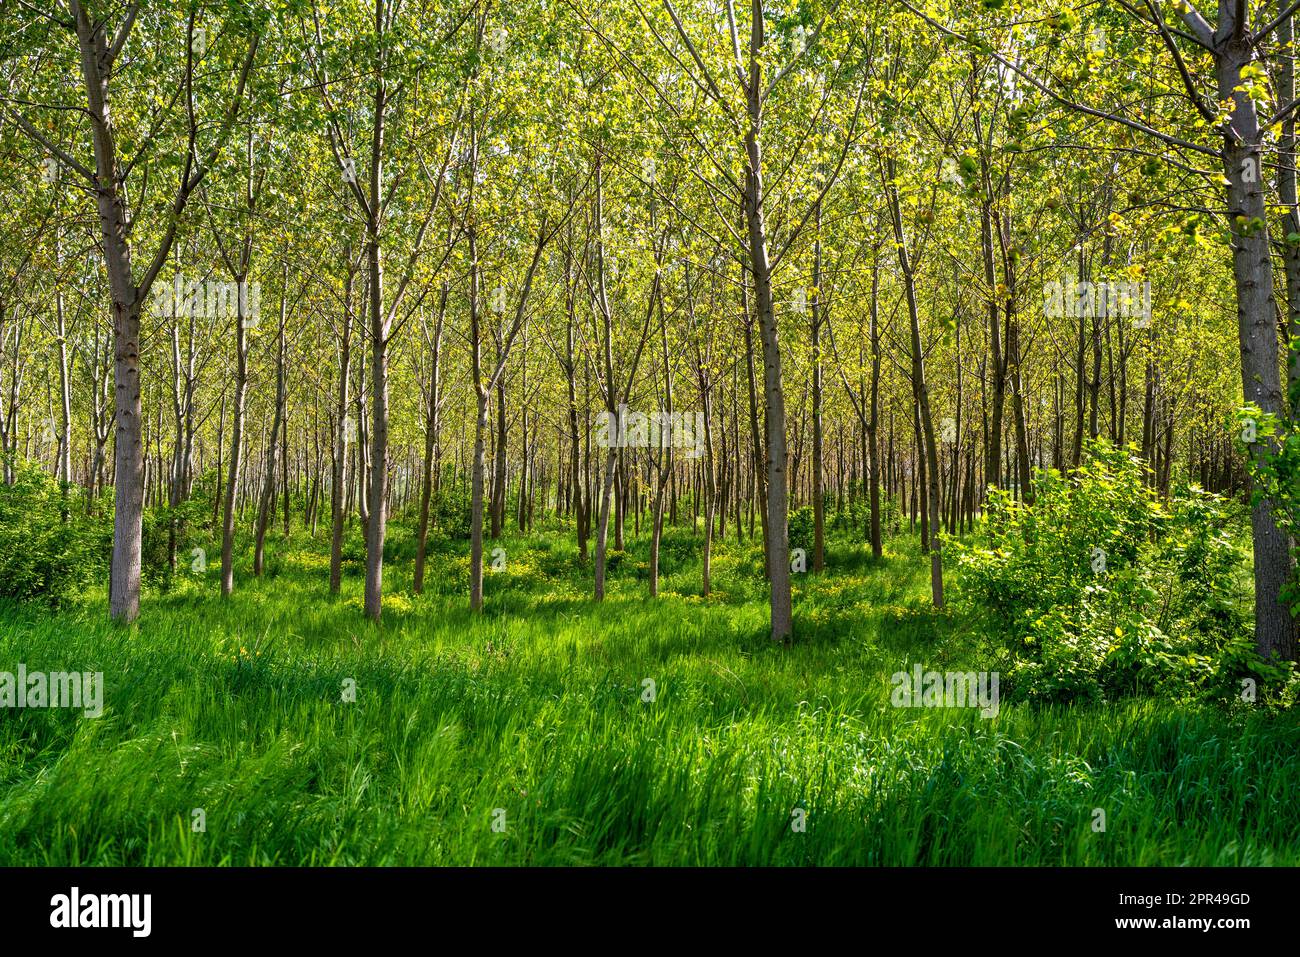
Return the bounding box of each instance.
[7,1,260,621]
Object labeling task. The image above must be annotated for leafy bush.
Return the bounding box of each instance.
[788,505,814,556]
[431,483,472,540]
[955,440,1252,703]
[1237,395,1300,619]
[654,526,700,574]
[382,522,417,563]
[832,489,901,540]
[832,488,868,535]
[341,525,367,567]
[879,494,904,537]
[0,460,108,604]
[140,508,174,586]
[141,490,215,587]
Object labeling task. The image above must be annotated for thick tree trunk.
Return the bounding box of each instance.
[470,391,489,611]
[362,66,389,621]
[868,263,883,557]
[1217,28,1297,661]
[980,191,1006,498]
[593,443,617,601]
[468,219,489,613]
[54,277,72,492]
[72,5,144,621]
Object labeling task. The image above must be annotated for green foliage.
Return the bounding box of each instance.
[879,494,904,536]
[788,505,814,555]
[141,488,215,588]
[140,509,175,587]
[835,487,902,539]
[955,440,1255,704]
[341,525,367,567]
[1238,389,1300,620]
[431,483,473,541]
[651,526,702,577]
[382,523,417,563]
[0,460,108,605]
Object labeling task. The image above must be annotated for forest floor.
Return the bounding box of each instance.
[1,520,1297,865]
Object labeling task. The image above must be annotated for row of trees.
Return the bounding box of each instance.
[0,0,1292,659]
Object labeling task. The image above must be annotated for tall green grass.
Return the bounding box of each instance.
[0,523,1295,865]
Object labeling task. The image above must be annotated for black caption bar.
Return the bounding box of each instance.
[0,866,1286,945]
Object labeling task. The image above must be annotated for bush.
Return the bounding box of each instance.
[431,483,472,540]
[788,505,814,556]
[141,500,207,586]
[0,460,108,605]
[879,495,904,536]
[955,440,1252,703]
[832,488,901,540]
[382,522,417,563]
[341,525,367,567]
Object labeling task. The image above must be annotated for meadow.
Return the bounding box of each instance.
[1,521,1296,866]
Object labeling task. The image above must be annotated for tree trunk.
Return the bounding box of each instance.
[220,295,249,597]
[743,39,793,640]
[329,262,354,595]
[1218,28,1297,661]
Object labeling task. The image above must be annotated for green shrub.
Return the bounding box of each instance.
[0,459,108,604]
[432,483,472,540]
[654,527,700,574]
[788,505,814,556]
[138,480,219,588]
[879,494,904,536]
[832,489,901,540]
[341,525,367,566]
[955,440,1252,703]
[382,522,417,563]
